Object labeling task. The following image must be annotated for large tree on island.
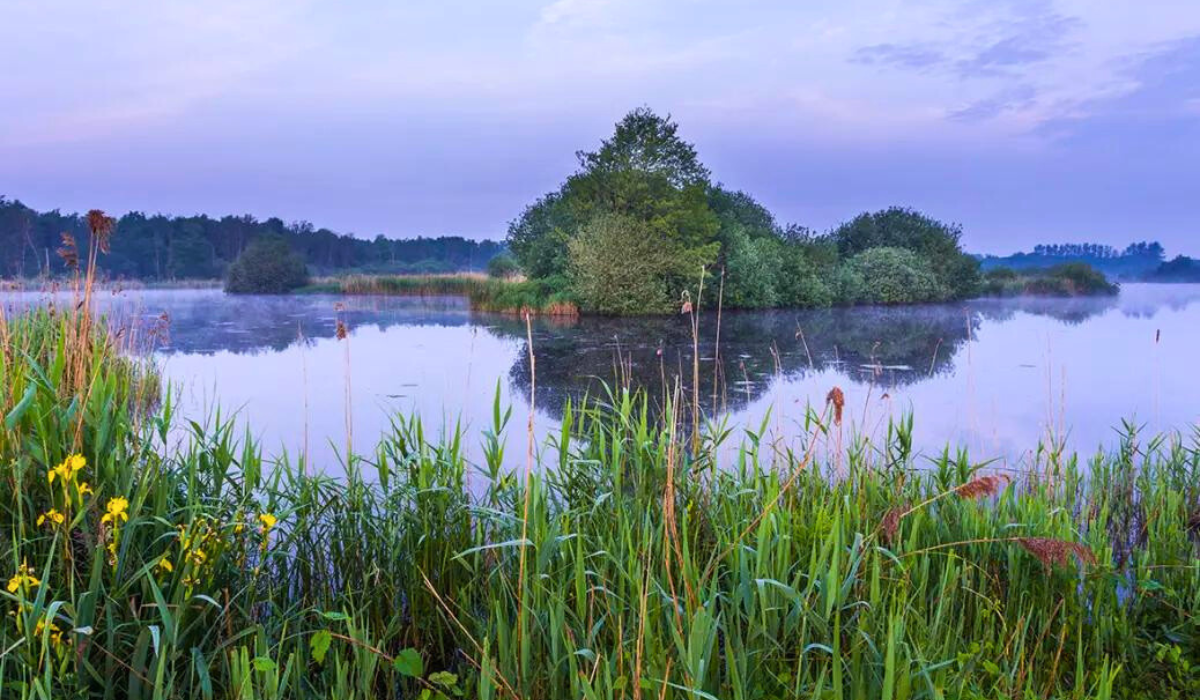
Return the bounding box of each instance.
[507,108,721,313]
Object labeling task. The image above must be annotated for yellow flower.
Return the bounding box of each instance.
[36,509,65,527]
[156,557,174,574]
[76,481,93,497]
[6,561,40,593]
[187,548,207,566]
[257,513,277,534]
[35,617,64,647]
[48,454,86,485]
[100,497,129,525]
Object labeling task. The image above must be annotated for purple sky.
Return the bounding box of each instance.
[2,1,1198,255]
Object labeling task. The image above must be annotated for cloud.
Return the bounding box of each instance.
[1037,35,1200,148]
[954,12,1082,77]
[851,43,947,71]
[950,84,1038,122]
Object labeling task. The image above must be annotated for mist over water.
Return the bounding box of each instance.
[5,284,1198,471]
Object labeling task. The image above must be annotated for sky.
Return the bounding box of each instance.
[1,0,1198,255]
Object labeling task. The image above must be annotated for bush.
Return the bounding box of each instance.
[486,252,520,279]
[721,226,781,308]
[225,235,309,294]
[1046,262,1118,295]
[850,247,948,305]
[776,245,833,307]
[568,212,715,315]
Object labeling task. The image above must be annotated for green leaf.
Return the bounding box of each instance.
[310,630,333,664]
[4,384,36,430]
[253,657,277,672]
[394,648,423,677]
[429,671,458,687]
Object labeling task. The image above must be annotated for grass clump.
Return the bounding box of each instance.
[333,273,579,316]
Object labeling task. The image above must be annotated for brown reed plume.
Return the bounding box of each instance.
[86,209,116,254]
[955,474,1010,500]
[880,506,905,544]
[1017,537,1097,572]
[57,233,79,271]
[826,387,845,426]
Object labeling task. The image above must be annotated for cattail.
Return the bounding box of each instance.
[1017,537,1097,572]
[335,320,348,340]
[86,210,116,253]
[826,387,845,426]
[956,474,1009,500]
[57,233,79,270]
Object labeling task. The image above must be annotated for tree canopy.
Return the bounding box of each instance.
[506,109,983,314]
[0,196,504,280]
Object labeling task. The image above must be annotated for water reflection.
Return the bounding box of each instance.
[1,285,1196,468]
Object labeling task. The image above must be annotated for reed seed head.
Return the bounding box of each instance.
[57,233,79,270]
[1017,537,1097,572]
[86,210,116,253]
[826,387,845,426]
[956,474,1010,500]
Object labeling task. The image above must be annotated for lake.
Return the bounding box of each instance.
[5,284,1198,471]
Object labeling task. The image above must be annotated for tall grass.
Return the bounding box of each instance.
[0,247,1197,698]
[323,274,579,317]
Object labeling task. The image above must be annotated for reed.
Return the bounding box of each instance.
[326,274,580,317]
[0,259,1196,698]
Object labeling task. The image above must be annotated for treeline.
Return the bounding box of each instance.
[979,241,1166,280]
[0,197,503,280]
[507,108,981,315]
[1142,255,1200,282]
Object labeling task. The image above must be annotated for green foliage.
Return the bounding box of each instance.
[506,112,988,314]
[485,252,519,279]
[719,224,781,308]
[1143,255,1200,282]
[225,235,309,294]
[850,246,949,304]
[833,207,980,298]
[980,262,1119,297]
[0,195,504,280]
[507,110,721,313]
[568,212,716,315]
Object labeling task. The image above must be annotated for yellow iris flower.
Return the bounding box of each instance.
[36,509,65,527]
[6,561,40,593]
[100,497,129,525]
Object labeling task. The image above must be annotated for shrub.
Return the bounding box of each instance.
[850,247,948,305]
[568,212,715,315]
[225,235,308,294]
[486,252,520,279]
[721,226,781,308]
[1046,262,1119,295]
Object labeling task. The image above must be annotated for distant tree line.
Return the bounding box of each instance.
[0,197,504,280]
[1142,255,1200,282]
[506,108,982,315]
[980,241,1167,280]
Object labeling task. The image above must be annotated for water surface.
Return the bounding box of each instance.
[6,285,1198,471]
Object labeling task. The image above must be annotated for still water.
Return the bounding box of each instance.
[7,285,1199,471]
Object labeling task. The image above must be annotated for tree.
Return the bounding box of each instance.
[225,235,309,294]
[575,107,710,188]
[833,207,979,299]
[506,108,722,312]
